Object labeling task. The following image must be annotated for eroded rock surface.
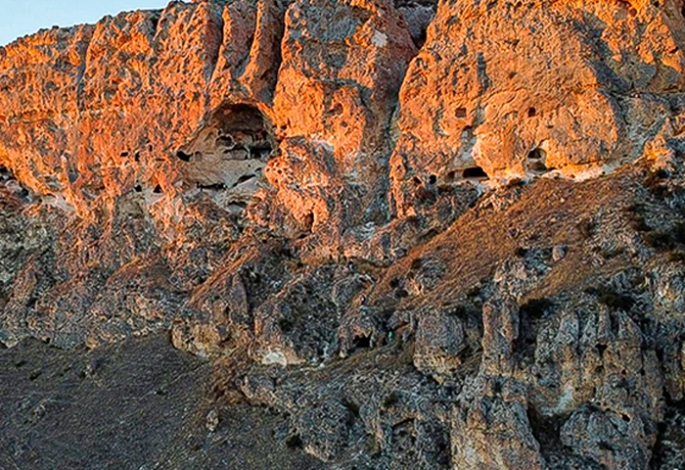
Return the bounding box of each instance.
[2,1,685,469]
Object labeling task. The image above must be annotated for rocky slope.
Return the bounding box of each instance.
[2,0,685,468]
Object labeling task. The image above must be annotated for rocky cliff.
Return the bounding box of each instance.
[2,0,685,468]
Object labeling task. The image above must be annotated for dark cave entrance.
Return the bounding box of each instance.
[175,103,276,213]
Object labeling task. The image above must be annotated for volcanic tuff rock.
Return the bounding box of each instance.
[2,0,685,468]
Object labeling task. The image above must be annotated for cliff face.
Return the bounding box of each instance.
[2,1,685,469]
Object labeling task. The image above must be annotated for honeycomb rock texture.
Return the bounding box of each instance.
[2,0,685,469]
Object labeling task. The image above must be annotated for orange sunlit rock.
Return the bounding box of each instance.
[2,1,685,467]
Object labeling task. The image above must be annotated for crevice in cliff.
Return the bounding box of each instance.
[249,0,288,104]
[527,404,569,463]
[515,298,553,364]
[649,395,685,469]
[72,29,95,115]
[393,0,437,50]
[212,0,287,105]
[204,6,224,86]
[148,11,161,34]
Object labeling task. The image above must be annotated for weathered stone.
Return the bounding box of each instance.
[3,1,685,468]
[269,0,417,245]
[413,307,465,377]
[560,405,651,470]
[389,0,685,217]
[481,294,519,376]
[453,376,544,470]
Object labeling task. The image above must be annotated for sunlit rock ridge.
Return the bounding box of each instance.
[1,1,685,469]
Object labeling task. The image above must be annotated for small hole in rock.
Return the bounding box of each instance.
[352,336,371,350]
[278,317,294,333]
[120,151,129,157]
[526,148,548,173]
[286,434,303,449]
[527,107,537,118]
[134,185,142,193]
[596,344,607,357]
[176,150,191,162]
[383,392,399,408]
[599,441,614,451]
[199,183,227,190]
[428,174,437,185]
[462,167,488,179]
[228,201,247,211]
[234,174,256,186]
[250,147,267,159]
[455,107,467,118]
[528,148,545,160]
[153,185,163,194]
[216,135,234,147]
[303,212,314,232]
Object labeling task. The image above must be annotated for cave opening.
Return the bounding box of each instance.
[528,148,545,160]
[209,103,274,156]
[352,335,372,351]
[526,148,548,174]
[175,104,275,203]
[176,104,274,166]
[393,0,436,49]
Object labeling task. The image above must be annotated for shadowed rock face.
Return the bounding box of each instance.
[2,0,685,469]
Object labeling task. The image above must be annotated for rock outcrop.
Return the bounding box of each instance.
[390,0,685,217]
[2,0,685,469]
